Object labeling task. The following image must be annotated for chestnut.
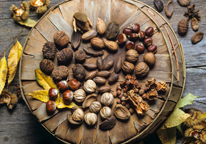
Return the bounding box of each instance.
[125,41,135,50]
[136,44,145,53]
[56,80,69,92]
[63,90,73,104]
[118,33,127,44]
[131,23,140,33]
[143,37,153,47]
[138,31,146,40]
[145,27,154,36]
[123,28,132,36]
[49,88,58,100]
[148,44,157,53]
[68,79,80,91]
[129,33,138,41]
[46,100,56,114]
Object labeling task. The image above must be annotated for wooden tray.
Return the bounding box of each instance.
[19,0,186,143]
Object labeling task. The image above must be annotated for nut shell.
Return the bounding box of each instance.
[57,48,73,65]
[145,27,154,36]
[91,37,105,49]
[101,92,114,106]
[42,42,56,60]
[118,33,127,44]
[68,108,84,125]
[125,41,135,50]
[53,31,69,49]
[84,113,97,125]
[125,49,139,63]
[73,89,86,103]
[143,37,153,47]
[99,116,116,131]
[72,64,86,80]
[122,61,134,74]
[148,45,157,53]
[89,101,101,113]
[114,104,130,120]
[83,80,97,93]
[82,93,97,108]
[135,62,150,77]
[105,21,119,40]
[103,38,118,51]
[82,30,97,41]
[56,80,69,91]
[96,18,106,35]
[51,66,69,82]
[144,52,156,66]
[40,59,54,75]
[178,19,188,36]
[49,88,58,100]
[138,31,146,40]
[100,106,112,119]
[75,49,86,63]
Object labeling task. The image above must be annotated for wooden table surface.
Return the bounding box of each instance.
[0,0,205,144]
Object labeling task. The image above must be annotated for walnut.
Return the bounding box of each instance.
[42,42,56,60]
[125,49,139,63]
[156,81,168,91]
[122,61,134,74]
[29,0,50,14]
[75,49,86,63]
[51,66,69,82]
[39,59,54,75]
[135,62,149,77]
[72,64,86,80]
[145,89,158,100]
[53,31,69,49]
[57,48,73,65]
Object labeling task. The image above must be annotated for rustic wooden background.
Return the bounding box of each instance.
[0,0,205,144]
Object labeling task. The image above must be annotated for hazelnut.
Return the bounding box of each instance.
[122,61,134,74]
[51,66,69,82]
[75,49,86,63]
[131,23,140,33]
[68,79,80,91]
[125,41,135,50]
[148,44,157,53]
[72,64,86,80]
[138,31,146,40]
[73,89,86,103]
[53,31,69,49]
[145,27,154,36]
[63,90,73,104]
[118,33,127,44]
[143,37,153,47]
[125,49,139,63]
[42,42,56,60]
[101,92,114,106]
[49,88,58,100]
[89,101,102,113]
[83,80,96,93]
[130,33,138,41]
[57,48,73,65]
[135,62,150,77]
[91,37,105,49]
[100,106,112,119]
[123,28,132,36]
[39,59,54,75]
[84,113,97,125]
[72,108,84,122]
[56,80,69,92]
[144,52,156,66]
[46,100,56,114]
[136,44,145,53]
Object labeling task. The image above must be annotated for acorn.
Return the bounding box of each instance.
[49,88,58,100]
[56,80,69,92]
[63,90,73,104]
[68,79,80,91]
[46,100,56,114]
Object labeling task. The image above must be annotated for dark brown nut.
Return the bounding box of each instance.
[177,0,190,7]
[130,23,140,33]
[56,80,69,92]
[46,100,56,114]
[114,57,122,73]
[125,49,139,63]
[51,66,69,82]
[71,31,81,50]
[49,88,58,100]
[91,37,105,49]
[42,42,56,60]
[82,30,98,41]
[148,44,157,53]
[93,77,106,85]
[57,48,73,65]
[53,31,69,49]
[143,37,153,47]
[136,44,145,54]
[68,79,80,91]
[105,21,119,40]
[135,62,149,77]
[123,28,132,36]
[191,31,204,44]
[85,71,97,80]
[122,61,134,74]
[154,0,164,12]
[103,61,114,70]
[96,57,103,70]
[98,86,111,93]
[130,33,138,41]
[178,19,188,36]
[126,41,135,50]
[99,116,116,131]
[83,47,104,56]
[96,71,111,77]
[40,59,54,75]
[145,27,154,36]
[138,31,146,40]
[83,63,97,70]
[72,64,86,80]
[118,33,127,44]
[108,73,119,84]
[75,49,86,63]
[63,90,73,104]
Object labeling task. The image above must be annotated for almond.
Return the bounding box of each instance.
[96,18,106,35]
[91,37,105,49]
[103,38,118,51]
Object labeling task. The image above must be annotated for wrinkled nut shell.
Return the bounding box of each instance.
[82,30,98,41]
[96,18,106,35]
[75,49,86,62]
[191,31,204,44]
[99,116,116,131]
[53,31,69,49]
[135,62,150,77]
[103,38,118,51]
[91,37,105,49]
[125,49,139,63]
[122,61,134,74]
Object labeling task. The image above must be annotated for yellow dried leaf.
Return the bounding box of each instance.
[0,55,8,95]
[18,18,37,27]
[157,126,176,144]
[176,93,198,108]
[28,90,49,102]
[8,40,23,85]
[55,97,77,109]
[35,69,57,91]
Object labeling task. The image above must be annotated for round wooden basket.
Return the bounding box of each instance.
[19,0,186,143]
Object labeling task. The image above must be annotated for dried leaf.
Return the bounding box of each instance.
[18,18,37,27]
[202,113,206,122]
[35,69,57,91]
[8,40,23,85]
[0,55,8,95]
[28,90,49,102]
[55,97,77,109]
[157,126,176,144]
[176,93,198,108]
